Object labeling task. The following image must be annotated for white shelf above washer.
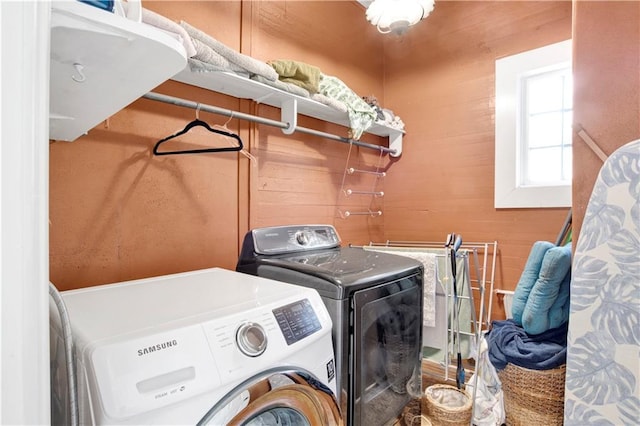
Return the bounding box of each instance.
[49,1,187,142]
[172,68,404,156]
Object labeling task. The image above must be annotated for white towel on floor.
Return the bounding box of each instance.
[364,247,438,327]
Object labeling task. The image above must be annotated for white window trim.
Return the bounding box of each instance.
[494,39,572,208]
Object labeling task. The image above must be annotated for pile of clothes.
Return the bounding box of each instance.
[138,9,404,140]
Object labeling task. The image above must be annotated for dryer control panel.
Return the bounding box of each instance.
[273,298,322,345]
[249,225,341,255]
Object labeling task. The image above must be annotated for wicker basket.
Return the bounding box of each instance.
[422,384,472,426]
[402,398,433,426]
[498,363,566,426]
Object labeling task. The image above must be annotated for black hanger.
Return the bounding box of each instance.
[153,118,243,156]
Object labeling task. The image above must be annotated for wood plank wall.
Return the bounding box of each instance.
[49,2,248,290]
[244,1,388,245]
[48,1,636,324]
[571,1,640,240]
[49,1,388,290]
[382,1,573,318]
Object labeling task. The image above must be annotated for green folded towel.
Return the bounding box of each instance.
[268,59,321,94]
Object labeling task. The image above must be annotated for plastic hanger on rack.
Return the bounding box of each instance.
[212,112,258,166]
[153,104,244,156]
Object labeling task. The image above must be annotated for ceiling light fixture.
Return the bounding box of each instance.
[366,0,435,35]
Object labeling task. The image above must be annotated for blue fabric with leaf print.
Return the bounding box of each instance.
[564,139,640,425]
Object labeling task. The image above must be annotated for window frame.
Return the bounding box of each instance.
[494,39,572,208]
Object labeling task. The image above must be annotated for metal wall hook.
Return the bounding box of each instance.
[71,63,85,83]
[344,189,384,197]
[347,167,386,177]
[339,209,382,218]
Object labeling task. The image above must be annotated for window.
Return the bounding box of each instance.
[495,40,572,208]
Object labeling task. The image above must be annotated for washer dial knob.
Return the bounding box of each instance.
[295,231,309,245]
[236,322,267,357]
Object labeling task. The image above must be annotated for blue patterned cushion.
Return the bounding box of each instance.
[548,270,571,329]
[511,241,555,325]
[522,243,572,335]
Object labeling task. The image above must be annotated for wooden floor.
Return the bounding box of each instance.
[421,358,476,388]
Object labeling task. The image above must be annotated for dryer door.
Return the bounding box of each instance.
[199,370,342,426]
[352,272,423,426]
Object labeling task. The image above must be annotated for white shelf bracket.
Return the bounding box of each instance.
[254,92,274,104]
[388,130,403,157]
[281,98,297,135]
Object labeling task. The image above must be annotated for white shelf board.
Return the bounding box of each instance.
[49,1,187,141]
[172,69,404,155]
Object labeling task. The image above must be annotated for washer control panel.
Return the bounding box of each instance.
[273,298,322,345]
[250,225,341,254]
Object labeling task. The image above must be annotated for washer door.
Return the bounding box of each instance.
[199,371,342,426]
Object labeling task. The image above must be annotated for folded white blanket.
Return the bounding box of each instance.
[188,58,249,78]
[136,7,197,57]
[180,21,278,82]
[190,39,249,75]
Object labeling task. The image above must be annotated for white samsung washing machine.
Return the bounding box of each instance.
[49,267,340,425]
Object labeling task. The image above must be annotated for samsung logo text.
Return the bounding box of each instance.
[137,340,178,356]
